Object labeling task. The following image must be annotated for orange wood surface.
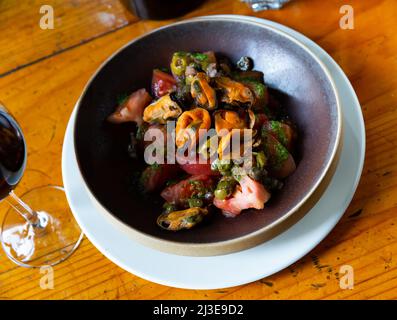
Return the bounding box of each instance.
[0,0,396,300]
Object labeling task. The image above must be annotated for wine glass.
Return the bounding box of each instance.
[0,102,83,267]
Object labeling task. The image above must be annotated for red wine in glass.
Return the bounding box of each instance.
[0,109,26,199]
[0,104,83,267]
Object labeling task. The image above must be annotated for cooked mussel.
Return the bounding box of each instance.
[218,129,254,161]
[175,108,211,148]
[143,94,182,124]
[190,72,217,110]
[214,110,248,136]
[215,77,254,106]
[157,207,209,231]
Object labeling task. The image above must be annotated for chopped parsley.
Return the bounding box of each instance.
[270,121,288,147]
[274,143,289,168]
[150,162,160,170]
[191,53,208,62]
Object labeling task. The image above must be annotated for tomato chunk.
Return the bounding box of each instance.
[141,164,180,192]
[179,163,219,176]
[161,174,216,206]
[152,69,177,98]
[107,88,152,125]
[177,154,219,176]
[213,176,270,217]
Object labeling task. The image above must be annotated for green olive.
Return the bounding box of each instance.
[171,52,188,77]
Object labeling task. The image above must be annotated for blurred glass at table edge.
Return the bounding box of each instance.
[126,0,205,20]
[241,0,291,11]
[124,0,290,20]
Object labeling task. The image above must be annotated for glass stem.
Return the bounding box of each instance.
[6,191,42,227]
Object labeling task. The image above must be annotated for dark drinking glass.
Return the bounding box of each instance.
[128,0,204,20]
[0,103,83,267]
[0,108,25,199]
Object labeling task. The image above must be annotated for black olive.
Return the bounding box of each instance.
[236,56,254,71]
[172,85,193,107]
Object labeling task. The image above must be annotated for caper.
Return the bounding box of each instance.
[211,159,232,174]
[236,56,254,71]
[214,176,237,200]
[187,198,203,208]
[231,166,246,182]
[163,202,177,214]
[214,188,228,200]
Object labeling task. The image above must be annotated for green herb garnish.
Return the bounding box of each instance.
[191,53,208,62]
[270,121,288,147]
[187,198,203,208]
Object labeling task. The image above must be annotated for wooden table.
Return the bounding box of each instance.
[0,0,396,300]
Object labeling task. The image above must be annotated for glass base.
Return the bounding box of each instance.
[1,185,83,268]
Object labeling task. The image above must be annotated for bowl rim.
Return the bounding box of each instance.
[72,15,342,255]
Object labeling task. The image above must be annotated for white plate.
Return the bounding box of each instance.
[62,15,365,290]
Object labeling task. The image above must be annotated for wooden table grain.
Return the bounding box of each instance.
[0,0,396,300]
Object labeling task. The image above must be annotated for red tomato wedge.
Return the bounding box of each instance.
[141,164,180,192]
[179,163,219,176]
[152,69,177,98]
[161,174,216,206]
[214,176,270,217]
[107,88,152,125]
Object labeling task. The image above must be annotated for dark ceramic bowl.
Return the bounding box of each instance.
[73,16,341,256]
